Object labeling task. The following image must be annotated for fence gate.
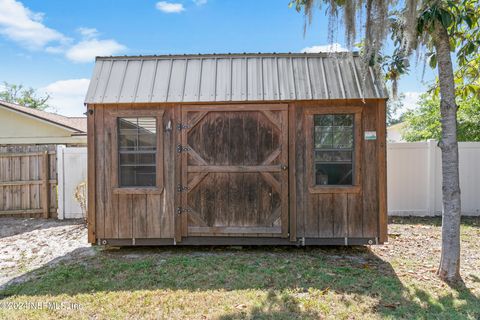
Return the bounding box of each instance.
[179,104,289,238]
[0,145,57,217]
[57,146,87,219]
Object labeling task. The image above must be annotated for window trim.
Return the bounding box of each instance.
[305,107,362,194]
[110,109,164,195]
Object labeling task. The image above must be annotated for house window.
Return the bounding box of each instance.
[313,114,354,185]
[118,117,157,187]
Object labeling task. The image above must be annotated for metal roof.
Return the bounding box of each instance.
[85,53,387,104]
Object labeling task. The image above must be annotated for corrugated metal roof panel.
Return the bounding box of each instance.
[247,58,263,101]
[183,59,201,101]
[103,59,126,102]
[216,58,231,101]
[292,57,310,100]
[308,57,328,99]
[151,59,171,102]
[84,61,103,103]
[262,58,278,101]
[338,58,355,99]
[199,58,216,102]
[85,53,387,104]
[167,59,187,102]
[231,58,247,101]
[135,59,156,102]
[119,60,142,102]
[277,58,294,100]
[93,60,111,102]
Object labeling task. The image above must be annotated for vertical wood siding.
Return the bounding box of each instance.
[293,100,384,240]
[93,104,175,240]
[90,99,386,243]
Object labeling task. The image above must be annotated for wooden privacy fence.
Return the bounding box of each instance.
[0,145,57,217]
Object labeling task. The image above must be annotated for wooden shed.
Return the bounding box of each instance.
[85,52,387,246]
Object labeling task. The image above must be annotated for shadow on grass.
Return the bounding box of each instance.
[1,245,479,318]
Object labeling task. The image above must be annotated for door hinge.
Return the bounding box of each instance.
[176,123,190,130]
[177,184,189,192]
[176,207,191,215]
[177,145,190,153]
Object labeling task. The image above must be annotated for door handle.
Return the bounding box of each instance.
[281,164,288,171]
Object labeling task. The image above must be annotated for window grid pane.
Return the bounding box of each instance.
[118,117,157,187]
[313,114,354,186]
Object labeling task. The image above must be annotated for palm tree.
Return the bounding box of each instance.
[291,0,478,283]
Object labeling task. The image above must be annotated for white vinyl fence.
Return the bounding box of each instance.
[57,146,87,219]
[388,140,480,216]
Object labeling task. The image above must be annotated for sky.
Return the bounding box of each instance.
[0,0,435,117]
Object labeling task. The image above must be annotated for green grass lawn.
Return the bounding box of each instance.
[0,217,479,319]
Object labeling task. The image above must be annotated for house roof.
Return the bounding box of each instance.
[0,101,87,134]
[85,52,387,104]
[387,122,405,130]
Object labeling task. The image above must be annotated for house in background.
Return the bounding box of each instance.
[0,100,86,146]
[387,122,405,142]
[0,100,87,219]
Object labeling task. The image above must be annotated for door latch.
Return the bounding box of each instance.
[177,184,189,192]
[176,145,191,153]
[176,123,190,131]
[176,207,191,215]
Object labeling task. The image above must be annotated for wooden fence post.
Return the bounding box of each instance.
[42,151,50,218]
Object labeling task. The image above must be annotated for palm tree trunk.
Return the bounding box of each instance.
[433,22,462,282]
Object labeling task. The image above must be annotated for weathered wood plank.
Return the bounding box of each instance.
[242,112,259,228]
[174,105,183,242]
[181,109,189,237]
[118,194,132,238]
[87,104,96,242]
[294,104,306,238]
[147,194,162,238]
[202,115,217,228]
[188,165,281,173]
[333,193,348,238]
[289,102,297,241]
[257,112,273,228]
[104,106,118,238]
[317,194,334,238]
[42,151,49,218]
[95,105,105,239]
[348,192,363,237]
[213,112,229,229]
[189,226,282,234]
[132,194,147,238]
[0,180,56,186]
[362,103,379,237]
[377,100,388,242]
[228,112,244,227]
[162,107,175,240]
[279,108,289,237]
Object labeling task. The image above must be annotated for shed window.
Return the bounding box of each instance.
[313,114,354,185]
[118,117,157,187]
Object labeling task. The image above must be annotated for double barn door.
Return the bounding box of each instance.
[178,104,289,239]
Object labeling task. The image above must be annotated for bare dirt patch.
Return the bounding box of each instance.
[0,218,93,288]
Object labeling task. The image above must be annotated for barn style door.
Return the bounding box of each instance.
[179,104,289,238]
